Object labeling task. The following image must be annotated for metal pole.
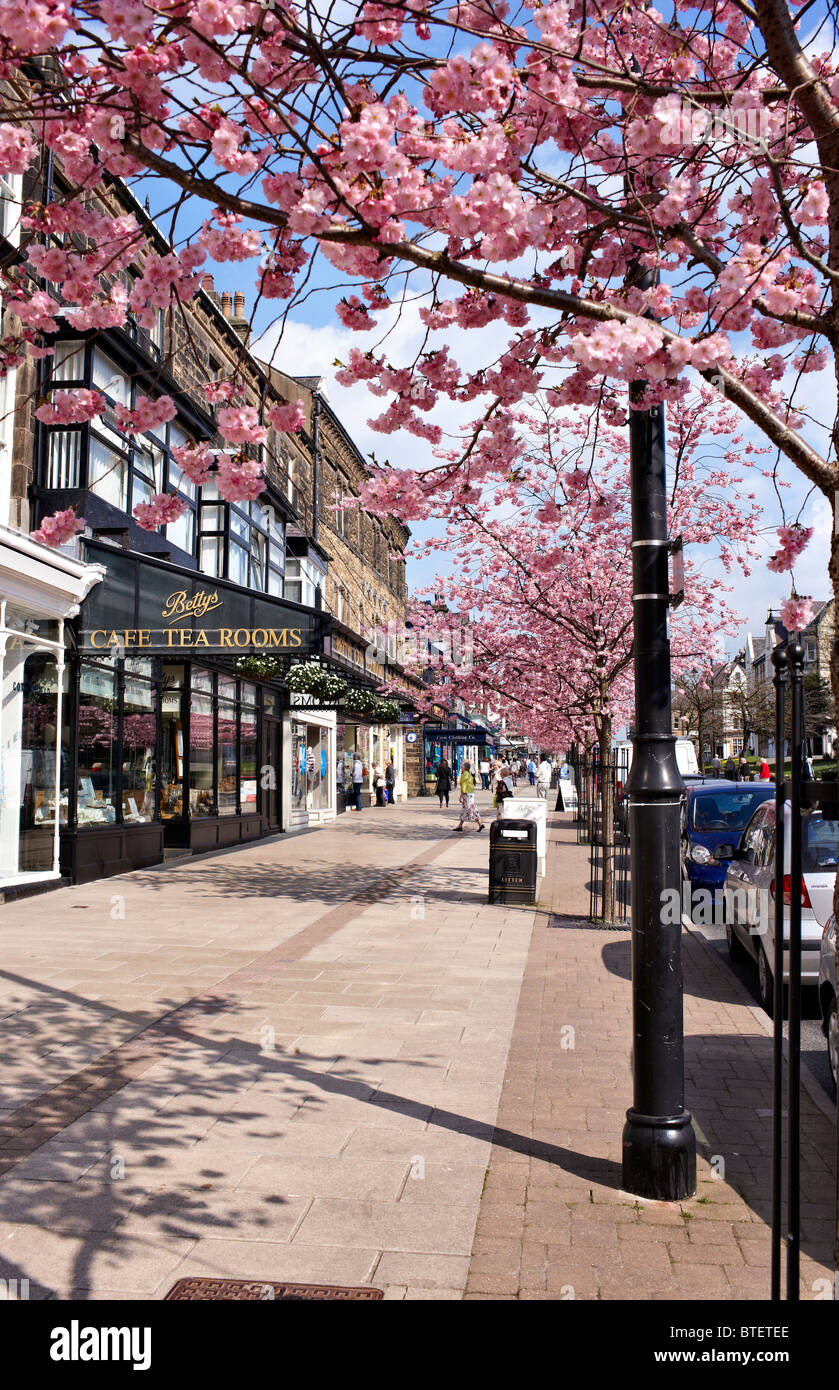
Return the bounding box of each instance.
[787,640,805,1300]
[770,640,788,1301]
[621,381,696,1200]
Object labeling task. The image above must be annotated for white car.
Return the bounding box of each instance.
[721,799,838,1016]
[818,916,837,1095]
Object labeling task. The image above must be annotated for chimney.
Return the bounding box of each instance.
[221,291,232,319]
[202,273,215,294]
[230,288,250,345]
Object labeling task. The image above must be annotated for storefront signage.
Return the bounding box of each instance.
[87,627,304,650]
[79,543,324,657]
[405,731,418,743]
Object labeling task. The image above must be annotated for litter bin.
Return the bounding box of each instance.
[489,819,537,905]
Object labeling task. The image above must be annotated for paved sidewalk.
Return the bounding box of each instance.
[0,792,833,1301]
[464,812,836,1300]
[0,792,529,1299]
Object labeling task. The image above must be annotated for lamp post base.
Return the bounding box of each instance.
[622,1108,696,1201]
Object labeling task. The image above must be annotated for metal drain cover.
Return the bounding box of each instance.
[165,1277,382,1301]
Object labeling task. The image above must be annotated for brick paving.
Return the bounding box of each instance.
[464,812,836,1300]
[0,792,833,1300]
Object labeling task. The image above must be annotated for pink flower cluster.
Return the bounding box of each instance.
[217,405,267,446]
[115,395,177,435]
[779,597,814,633]
[267,399,306,433]
[30,507,85,548]
[35,389,106,425]
[0,122,36,174]
[133,493,187,530]
[171,442,215,485]
[767,524,813,573]
[216,455,265,503]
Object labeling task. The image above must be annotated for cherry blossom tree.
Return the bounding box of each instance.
[0,1,830,604]
[394,392,758,911]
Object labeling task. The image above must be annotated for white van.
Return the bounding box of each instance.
[614,738,700,778]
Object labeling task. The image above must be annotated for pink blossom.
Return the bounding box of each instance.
[215,454,265,503]
[797,181,828,226]
[267,399,306,433]
[171,442,215,485]
[767,523,812,573]
[779,597,813,632]
[217,405,266,446]
[133,493,187,530]
[35,389,106,425]
[0,122,36,174]
[115,395,177,435]
[30,507,85,548]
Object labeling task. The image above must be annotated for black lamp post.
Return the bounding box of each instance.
[621,379,697,1201]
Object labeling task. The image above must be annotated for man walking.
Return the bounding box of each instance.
[352,754,364,810]
[526,757,536,787]
[479,757,490,791]
[536,756,553,800]
[385,759,396,804]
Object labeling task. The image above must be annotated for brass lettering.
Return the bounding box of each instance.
[290,628,302,648]
[251,628,267,647]
[161,588,223,623]
[90,631,107,648]
[267,630,282,647]
[220,629,234,647]
[233,629,250,647]
[137,630,150,646]
[194,630,209,646]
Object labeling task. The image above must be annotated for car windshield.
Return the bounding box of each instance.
[692,790,771,833]
[803,815,839,872]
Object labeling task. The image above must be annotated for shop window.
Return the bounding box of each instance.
[218,696,238,815]
[240,688,258,812]
[0,169,20,243]
[77,662,118,826]
[122,671,157,822]
[189,692,215,816]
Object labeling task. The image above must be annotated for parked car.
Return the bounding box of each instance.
[818,915,837,1095]
[614,738,701,835]
[721,799,839,1015]
[680,780,775,899]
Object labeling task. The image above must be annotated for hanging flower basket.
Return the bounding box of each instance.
[286,662,348,702]
[342,688,400,722]
[235,654,284,679]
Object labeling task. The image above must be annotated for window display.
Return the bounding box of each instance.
[77,661,118,825]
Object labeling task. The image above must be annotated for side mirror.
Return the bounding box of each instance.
[713,843,738,862]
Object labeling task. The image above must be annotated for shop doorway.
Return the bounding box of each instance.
[262,716,282,830]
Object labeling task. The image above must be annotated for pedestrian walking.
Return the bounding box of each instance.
[385,759,396,805]
[435,758,452,808]
[759,758,771,780]
[494,772,509,818]
[352,755,364,811]
[536,756,553,800]
[738,755,750,781]
[479,757,491,791]
[373,764,386,806]
[526,757,536,787]
[711,754,722,777]
[724,755,738,782]
[455,762,484,832]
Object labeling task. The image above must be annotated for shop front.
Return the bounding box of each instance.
[0,527,104,896]
[61,541,327,883]
[288,703,336,827]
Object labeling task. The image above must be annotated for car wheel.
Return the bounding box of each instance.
[827,994,838,1096]
[725,918,746,962]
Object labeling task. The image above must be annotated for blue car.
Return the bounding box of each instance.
[681,780,775,894]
